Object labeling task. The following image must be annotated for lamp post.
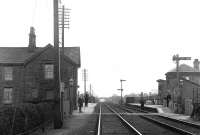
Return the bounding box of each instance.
[75,85,79,110]
[117,79,126,105]
[69,78,74,115]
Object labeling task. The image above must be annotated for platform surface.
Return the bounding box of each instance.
[129,103,200,125]
[40,103,97,135]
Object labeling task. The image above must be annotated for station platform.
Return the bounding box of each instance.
[128,103,200,125]
[41,103,97,135]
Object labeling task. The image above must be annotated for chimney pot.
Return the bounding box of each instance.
[28,26,36,52]
[193,59,200,71]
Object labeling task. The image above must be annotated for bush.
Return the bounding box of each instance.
[0,102,54,135]
[19,103,41,131]
[36,102,54,123]
[0,106,13,135]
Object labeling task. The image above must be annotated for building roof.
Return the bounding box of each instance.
[0,45,81,66]
[64,47,81,66]
[0,47,43,64]
[168,64,196,73]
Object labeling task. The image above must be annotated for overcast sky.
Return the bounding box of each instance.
[0,0,200,97]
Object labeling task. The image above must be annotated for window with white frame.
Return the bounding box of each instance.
[4,67,13,80]
[44,64,54,79]
[3,88,13,104]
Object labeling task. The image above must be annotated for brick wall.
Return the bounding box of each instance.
[0,66,24,106]
[0,46,79,114]
[24,47,79,109]
[24,47,56,102]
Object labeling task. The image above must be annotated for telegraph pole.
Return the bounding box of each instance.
[90,84,92,96]
[83,69,88,95]
[53,0,62,129]
[58,4,71,112]
[54,0,59,49]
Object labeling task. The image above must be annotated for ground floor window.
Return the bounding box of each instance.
[3,88,13,104]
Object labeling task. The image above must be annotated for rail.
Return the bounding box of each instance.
[105,104,143,135]
[122,104,196,135]
[97,104,102,135]
[140,115,194,135]
[158,114,200,128]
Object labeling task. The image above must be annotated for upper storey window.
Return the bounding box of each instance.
[4,67,13,81]
[44,64,54,79]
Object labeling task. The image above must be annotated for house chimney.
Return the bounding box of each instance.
[193,59,200,71]
[28,27,36,52]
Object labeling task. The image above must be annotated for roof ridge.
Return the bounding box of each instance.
[168,63,196,72]
[24,44,53,65]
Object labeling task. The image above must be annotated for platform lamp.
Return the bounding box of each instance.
[69,78,74,114]
[74,85,80,110]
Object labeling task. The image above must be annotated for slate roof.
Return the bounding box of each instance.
[0,47,43,64]
[168,64,196,72]
[64,47,81,66]
[0,45,81,66]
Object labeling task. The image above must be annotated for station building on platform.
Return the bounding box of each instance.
[0,27,81,117]
[157,59,200,115]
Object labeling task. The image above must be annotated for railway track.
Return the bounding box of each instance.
[123,104,200,135]
[97,103,200,135]
[140,115,200,135]
[97,103,142,135]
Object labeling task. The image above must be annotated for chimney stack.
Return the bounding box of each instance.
[193,59,200,71]
[28,27,36,52]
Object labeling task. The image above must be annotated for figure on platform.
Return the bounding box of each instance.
[166,94,171,107]
[85,92,89,107]
[140,92,144,108]
[78,95,83,113]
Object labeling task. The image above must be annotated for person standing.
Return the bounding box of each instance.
[85,92,89,107]
[78,96,83,113]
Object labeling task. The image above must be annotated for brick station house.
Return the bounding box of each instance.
[156,79,167,105]
[157,59,200,115]
[0,27,81,117]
